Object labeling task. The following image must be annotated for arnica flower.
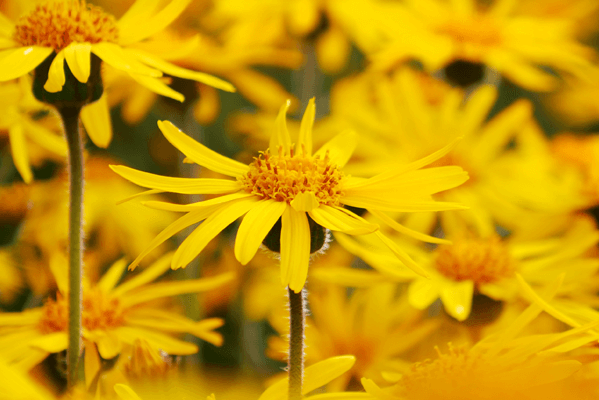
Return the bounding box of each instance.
[0,253,232,375]
[110,99,468,292]
[370,0,596,91]
[362,299,599,400]
[267,285,439,390]
[337,214,599,322]
[0,0,235,146]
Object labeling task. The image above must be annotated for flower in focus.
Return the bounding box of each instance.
[0,253,232,375]
[111,99,468,292]
[370,0,596,91]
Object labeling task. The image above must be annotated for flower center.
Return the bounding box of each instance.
[239,146,345,207]
[436,16,502,49]
[433,236,515,284]
[38,288,125,334]
[13,0,119,51]
[123,339,171,380]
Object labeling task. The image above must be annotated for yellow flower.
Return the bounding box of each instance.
[267,285,439,390]
[111,99,468,292]
[370,0,596,91]
[0,0,235,146]
[362,301,599,400]
[0,253,233,372]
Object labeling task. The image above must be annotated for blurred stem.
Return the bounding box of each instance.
[288,287,305,400]
[58,106,84,389]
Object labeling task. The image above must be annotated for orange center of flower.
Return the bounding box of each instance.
[123,339,171,380]
[38,288,125,334]
[437,16,502,50]
[433,236,515,284]
[13,0,119,51]
[239,146,345,206]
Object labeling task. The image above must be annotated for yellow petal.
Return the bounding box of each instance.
[28,332,68,353]
[235,199,287,265]
[127,49,235,92]
[8,123,33,183]
[308,205,379,235]
[94,331,122,359]
[110,164,242,194]
[64,42,91,83]
[84,342,101,389]
[113,326,198,355]
[310,267,387,287]
[361,378,396,400]
[369,209,450,244]
[111,251,173,296]
[172,197,259,269]
[297,97,315,156]
[43,50,66,93]
[97,258,128,292]
[20,117,67,156]
[440,279,474,321]
[259,356,356,400]
[408,278,442,309]
[0,46,53,82]
[80,94,112,148]
[129,73,184,102]
[374,231,430,278]
[0,310,43,326]
[280,208,310,293]
[157,120,250,177]
[0,358,54,400]
[290,191,319,212]
[269,100,292,156]
[91,42,161,77]
[114,384,143,400]
[313,130,357,168]
[142,192,253,212]
[117,0,161,32]
[341,194,467,213]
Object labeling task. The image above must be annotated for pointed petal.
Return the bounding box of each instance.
[94,331,122,359]
[84,342,101,389]
[64,42,91,83]
[126,49,235,92]
[8,123,33,183]
[0,310,43,326]
[129,74,184,102]
[440,279,474,321]
[114,384,143,400]
[157,120,250,177]
[28,332,68,353]
[269,100,292,155]
[142,192,253,212]
[290,191,319,212]
[111,251,173,296]
[117,0,160,31]
[369,209,450,244]
[408,278,442,309]
[0,46,53,82]
[280,208,310,293]
[20,118,67,156]
[297,97,315,155]
[80,94,112,148]
[113,326,198,355]
[313,130,357,168]
[171,197,259,269]
[97,258,128,292]
[374,231,430,278]
[235,199,286,264]
[91,42,161,77]
[110,164,242,194]
[43,50,66,93]
[308,205,379,235]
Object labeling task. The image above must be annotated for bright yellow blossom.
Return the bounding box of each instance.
[111,99,468,292]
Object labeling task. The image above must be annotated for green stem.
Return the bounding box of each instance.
[288,287,306,400]
[58,106,84,389]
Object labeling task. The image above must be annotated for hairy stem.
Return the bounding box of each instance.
[288,287,306,400]
[58,106,84,389]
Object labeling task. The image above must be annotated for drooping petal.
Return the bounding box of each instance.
[235,199,287,265]
[297,97,315,155]
[97,258,128,292]
[91,42,161,77]
[171,197,259,269]
[313,130,357,168]
[126,49,235,92]
[111,251,173,296]
[110,164,242,194]
[43,50,66,93]
[440,279,474,321]
[84,342,101,389]
[129,74,184,102]
[308,205,379,235]
[280,208,311,293]
[157,120,250,177]
[269,100,292,156]
[8,123,33,183]
[64,42,91,83]
[20,118,67,156]
[0,46,53,82]
[408,278,442,310]
[80,94,112,148]
[113,326,198,355]
[369,209,450,244]
[374,231,430,277]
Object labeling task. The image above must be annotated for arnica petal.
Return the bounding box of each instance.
[361,378,396,400]
[374,231,430,278]
[440,279,474,321]
[8,123,33,183]
[313,129,357,168]
[269,100,292,156]
[290,191,319,212]
[84,342,101,389]
[20,118,67,156]
[280,208,310,293]
[91,42,161,77]
[114,384,143,400]
[142,192,253,212]
[80,94,112,148]
[29,332,68,353]
[64,42,91,83]
[297,97,315,156]
[111,251,173,296]
[130,73,184,102]
[308,205,379,235]
[157,120,250,177]
[408,278,442,310]
[110,164,242,194]
[44,50,66,93]
[0,46,53,82]
[97,258,128,292]
[369,209,450,244]
[235,199,287,265]
[113,326,198,355]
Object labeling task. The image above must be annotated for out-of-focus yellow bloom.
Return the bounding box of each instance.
[268,285,439,390]
[111,99,468,292]
[515,0,599,38]
[370,0,596,91]
[337,214,599,322]
[362,300,599,400]
[0,248,24,304]
[0,357,55,400]
[0,253,232,374]
[544,72,599,128]
[0,0,235,147]
[0,78,66,183]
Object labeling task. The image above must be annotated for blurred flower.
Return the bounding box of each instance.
[0,253,232,373]
[370,0,596,91]
[111,99,468,292]
[0,248,24,304]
